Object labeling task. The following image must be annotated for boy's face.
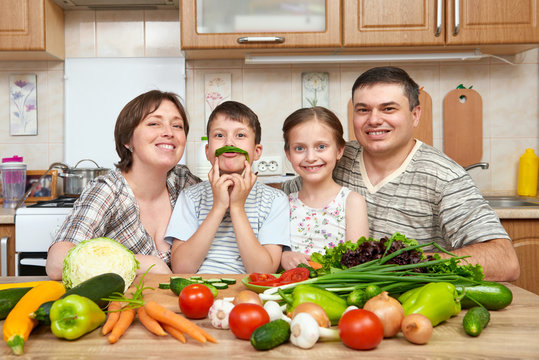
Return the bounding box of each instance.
[206,115,262,174]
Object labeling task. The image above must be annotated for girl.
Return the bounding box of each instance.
[281,107,369,270]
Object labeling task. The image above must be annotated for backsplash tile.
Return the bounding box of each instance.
[0,10,537,195]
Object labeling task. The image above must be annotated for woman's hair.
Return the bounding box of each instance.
[114,90,189,172]
[206,101,262,144]
[352,66,420,110]
[282,107,345,151]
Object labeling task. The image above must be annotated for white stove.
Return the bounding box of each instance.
[14,197,75,275]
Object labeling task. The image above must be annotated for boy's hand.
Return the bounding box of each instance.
[209,158,233,212]
[229,160,257,210]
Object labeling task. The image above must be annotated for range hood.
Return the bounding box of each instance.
[52,0,178,10]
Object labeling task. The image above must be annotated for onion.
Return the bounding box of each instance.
[363,291,404,338]
[290,302,331,328]
[233,290,263,306]
[401,313,433,345]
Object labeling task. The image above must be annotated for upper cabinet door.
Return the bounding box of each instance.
[343,0,445,47]
[447,0,539,44]
[181,0,341,50]
[0,0,64,60]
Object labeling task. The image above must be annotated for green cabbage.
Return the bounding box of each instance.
[62,237,139,292]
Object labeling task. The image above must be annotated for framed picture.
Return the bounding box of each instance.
[25,170,58,202]
[9,74,38,136]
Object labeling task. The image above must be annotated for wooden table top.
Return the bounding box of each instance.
[1,274,539,359]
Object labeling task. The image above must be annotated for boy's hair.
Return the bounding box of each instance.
[206,101,262,144]
[282,106,345,151]
[114,90,188,172]
[351,66,420,111]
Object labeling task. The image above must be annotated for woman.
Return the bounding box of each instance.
[46,90,200,279]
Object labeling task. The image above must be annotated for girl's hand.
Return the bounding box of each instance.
[281,251,310,270]
[229,161,257,210]
[209,158,233,212]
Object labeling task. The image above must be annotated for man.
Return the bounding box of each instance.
[283,66,519,282]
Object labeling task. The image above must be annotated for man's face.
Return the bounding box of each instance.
[206,115,262,174]
[352,83,420,158]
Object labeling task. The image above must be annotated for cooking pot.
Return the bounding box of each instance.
[51,159,110,196]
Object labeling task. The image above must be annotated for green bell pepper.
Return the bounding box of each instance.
[398,282,462,326]
[50,294,106,340]
[215,145,249,162]
[279,284,347,325]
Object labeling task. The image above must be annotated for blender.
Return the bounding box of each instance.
[1,156,27,209]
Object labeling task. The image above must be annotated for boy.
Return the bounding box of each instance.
[166,101,290,274]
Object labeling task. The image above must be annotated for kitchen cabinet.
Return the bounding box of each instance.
[0,0,64,60]
[0,224,15,276]
[344,0,539,49]
[501,219,539,295]
[181,0,538,59]
[181,0,340,57]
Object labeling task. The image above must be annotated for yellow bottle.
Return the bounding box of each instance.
[517,148,538,196]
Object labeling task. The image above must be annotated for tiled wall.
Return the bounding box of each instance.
[0,10,537,195]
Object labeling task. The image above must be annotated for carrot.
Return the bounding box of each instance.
[144,301,207,343]
[196,326,218,344]
[308,260,323,270]
[161,324,186,343]
[137,307,166,337]
[108,307,135,344]
[102,301,123,335]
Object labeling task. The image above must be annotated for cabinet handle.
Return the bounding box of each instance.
[435,0,443,36]
[237,36,284,44]
[454,0,461,36]
[1,236,7,277]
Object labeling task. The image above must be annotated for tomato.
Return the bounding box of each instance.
[249,273,277,282]
[179,284,214,319]
[338,309,384,350]
[277,267,309,284]
[228,303,270,340]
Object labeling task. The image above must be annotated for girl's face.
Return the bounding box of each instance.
[206,115,262,174]
[128,99,186,172]
[285,120,344,184]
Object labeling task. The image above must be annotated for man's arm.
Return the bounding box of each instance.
[428,238,520,282]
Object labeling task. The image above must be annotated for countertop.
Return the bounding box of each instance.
[0,274,538,359]
[3,200,539,225]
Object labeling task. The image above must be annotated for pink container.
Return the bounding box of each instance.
[1,156,27,208]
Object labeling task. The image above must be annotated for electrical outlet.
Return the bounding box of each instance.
[253,156,282,176]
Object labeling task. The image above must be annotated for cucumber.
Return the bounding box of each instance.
[158,283,171,289]
[31,273,125,325]
[212,282,228,290]
[250,319,291,350]
[220,278,237,285]
[456,281,513,310]
[0,287,32,320]
[205,284,218,298]
[463,306,490,336]
[189,276,202,280]
[170,278,196,296]
[204,278,221,283]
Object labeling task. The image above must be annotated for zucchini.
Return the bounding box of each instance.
[250,319,291,350]
[456,281,513,310]
[220,278,237,285]
[0,287,32,320]
[463,306,490,336]
[31,273,125,325]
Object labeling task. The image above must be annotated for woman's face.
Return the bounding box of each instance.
[128,99,186,172]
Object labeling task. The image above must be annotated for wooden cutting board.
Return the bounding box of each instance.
[443,89,483,167]
[347,89,433,145]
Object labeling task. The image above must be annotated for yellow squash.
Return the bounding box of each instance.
[0,281,49,291]
[3,281,65,355]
